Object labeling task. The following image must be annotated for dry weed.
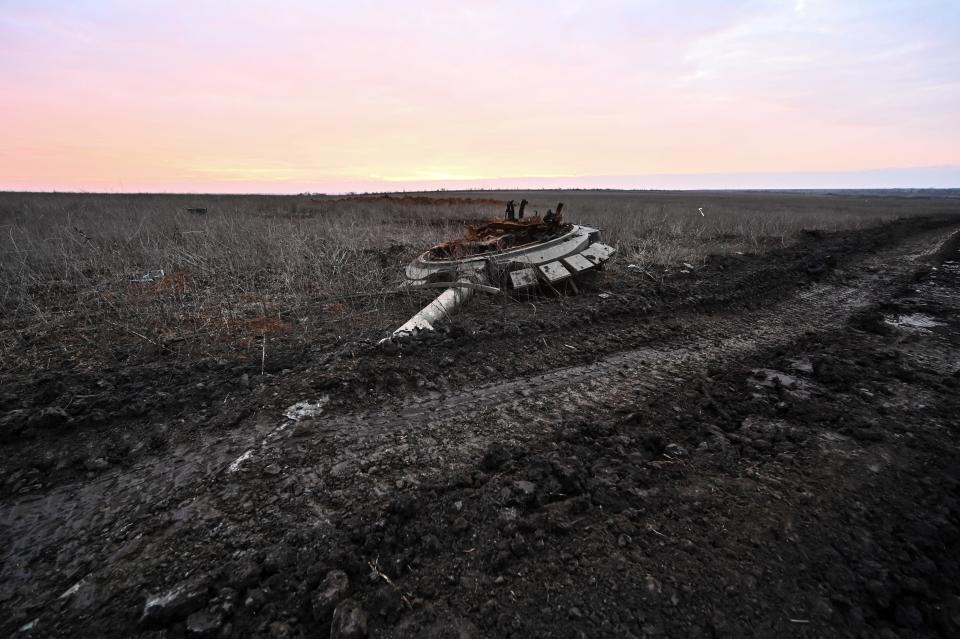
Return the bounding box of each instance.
[1,190,955,370]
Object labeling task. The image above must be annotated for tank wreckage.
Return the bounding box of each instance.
[384,200,616,341]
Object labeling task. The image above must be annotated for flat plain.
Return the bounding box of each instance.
[1,190,959,638]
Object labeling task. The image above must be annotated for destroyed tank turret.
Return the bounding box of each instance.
[384,202,616,340]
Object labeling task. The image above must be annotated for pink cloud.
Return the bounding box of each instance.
[1,1,957,192]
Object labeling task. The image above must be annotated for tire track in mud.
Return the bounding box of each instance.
[340,217,956,392]
[372,228,960,639]
[233,225,959,514]
[1,224,958,630]
[295,227,946,447]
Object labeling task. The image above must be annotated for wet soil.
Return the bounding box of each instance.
[1,216,959,638]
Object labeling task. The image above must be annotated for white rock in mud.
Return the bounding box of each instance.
[665,443,688,457]
[884,313,945,332]
[58,577,100,611]
[18,619,38,632]
[141,577,208,625]
[228,450,255,473]
[59,579,86,600]
[284,397,330,421]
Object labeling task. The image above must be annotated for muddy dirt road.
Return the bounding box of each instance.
[2,217,959,638]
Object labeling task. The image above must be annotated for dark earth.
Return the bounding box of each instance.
[2,215,960,638]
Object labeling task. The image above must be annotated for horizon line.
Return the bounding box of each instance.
[2,166,958,196]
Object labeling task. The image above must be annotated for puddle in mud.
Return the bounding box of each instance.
[884,313,945,332]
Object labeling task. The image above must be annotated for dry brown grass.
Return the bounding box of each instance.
[446,190,960,266]
[1,190,956,371]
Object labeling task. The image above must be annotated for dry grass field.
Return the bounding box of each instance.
[1,190,958,374]
[2,190,960,638]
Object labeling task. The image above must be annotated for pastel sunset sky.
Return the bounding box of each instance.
[2,0,958,193]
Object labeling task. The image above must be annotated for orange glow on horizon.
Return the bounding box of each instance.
[1,1,958,192]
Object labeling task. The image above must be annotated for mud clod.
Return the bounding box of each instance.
[226,558,261,590]
[451,516,470,534]
[331,599,368,639]
[83,457,110,471]
[313,570,350,621]
[480,443,513,472]
[185,609,223,636]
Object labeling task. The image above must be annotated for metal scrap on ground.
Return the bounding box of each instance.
[130,269,165,283]
[385,202,616,341]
